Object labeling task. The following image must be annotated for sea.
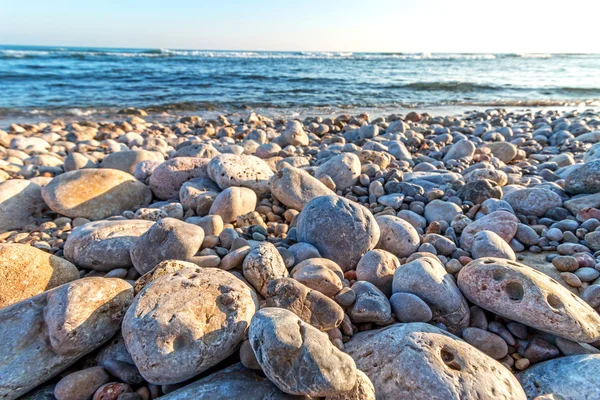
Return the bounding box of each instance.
[1,45,600,123]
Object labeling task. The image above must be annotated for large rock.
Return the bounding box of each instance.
[266,277,344,331]
[100,150,164,174]
[64,219,153,271]
[208,186,257,223]
[392,256,469,334]
[0,179,47,232]
[314,153,361,191]
[503,188,563,217]
[443,139,475,161]
[375,215,420,258]
[460,210,518,251]
[0,278,133,400]
[564,160,600,194]
[249,308,357,397]
[208,154,274,197]
[296,195,380,271]
[123,267,258,384]
[42,169,152,220]
[424,199,462,224]
[149,157,210,200]
[0,244,78,308]
[345,323,526,400]
[457,258,600,342]
[564,193,600,215]
[130,218,204,275]
[270,165,334,211]
[517,354,600,400]
[160,363,308,400]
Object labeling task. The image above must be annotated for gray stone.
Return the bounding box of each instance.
[242,242,289,297]
[149,157,210,200]
[208,186,257,223]
[270,166,334,211]
[356,249,399,297]
[389,292,432,323]
[504,188,563,217]
[460,211,518,251]
[290,258,344,297]
[565,160,600,194]
[314,153,361,191]
[208,154,274,197]
[471,230,516,261]
[375,215,420,258]
[424,199,462,224]
[461,327,508,360]
[100,150,164,175]
[347,281,392,324]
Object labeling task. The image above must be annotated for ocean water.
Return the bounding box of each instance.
[1,45,600,120]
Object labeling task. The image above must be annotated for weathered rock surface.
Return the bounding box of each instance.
[270,165,334,211]
[296,195,380,271]
[458,258,600,342]
[242,242,289,297]
[290,258,344,297]
[42,169,152,220]
[392,256,469,334]
[208,154,274,197]
[0,179,47,232]
[503,188,563,217]
[0,278,133,400]
[460,211,518,251]
[123,267,258,384]
[0,243,78,308]
[564,159,600,194]
[149,157,210,200]
[314,153,361,191]
[375,215,420,258]
[345,323,526,400]
[64,219,153,271]
[249,308,357,397]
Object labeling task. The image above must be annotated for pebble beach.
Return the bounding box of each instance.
[1,107,600,400]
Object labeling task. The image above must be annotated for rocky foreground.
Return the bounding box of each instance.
[1,109,600,399]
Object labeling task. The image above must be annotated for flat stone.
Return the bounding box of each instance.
[208,154,274,197]
[0,180,47,232]
[270,165,334,211]
[149,157,210,200]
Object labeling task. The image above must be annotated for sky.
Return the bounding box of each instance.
[1,0,599,53]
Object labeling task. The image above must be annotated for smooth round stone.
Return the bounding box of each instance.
[470,230,516,261]
[424,199,462,224]
[389,292,432,323]
[249,308,357,397]
[208,186,257,223]
[514,224,540,245]
[314,153,361,191]
[291,258,344,297]
[42,169,152,220]
[345,323,526,400]
[130,218,205,275]
[101,359,144,386]
[575,267,600,282]
[179,178,220,216]
[100,150,164,175]
[0,179,47,232]
[375,215,420,258]
[64,152,97,172]
[0,243,79,308]
[462,327,508,360]
[545,228,563,242]
[149,157,210,200]
[356,249,400,297]
[565,159,600,194]
[64,219,153,271]
[207,154,274,197]
[443,139,475,161]
[133,260,198,295]
[296,195,380,271]
[347,281,392,324]
[460,211,519,251]
[287,242,321,265]
[281,120,309,146]
[123,267,258,385]
[270,165,334,211]
[503,188,563,217]
[54,367,111,400]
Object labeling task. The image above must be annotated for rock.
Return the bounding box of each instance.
[460,211,518,251]
[347,281,392,324]
[325,370,375,400]
[101,359,143,385]
[242,242,289,297]
[42,169,152,220]
[461,327,508,360]
[424,199,462,224]
[64,220,153,271]
[54,367,111,400]
[208,154,274,197]
[456,180,502,205]
[355,249,400,297]
[179,178,220,215]
[584,231,600,251]
[290,258,344,297]
[149,157,210,200]
[296,195,380,271]
[443,139,476,161]
[345,323,526,400]
[130,218,204,275]
[133,260,197,295]
[287,242,321,264]
[564,193,600,215]
[248,308,357,397]
[0,244,78,308]
[123,267,258,384]
[389,292,432,323]
[518,355,600,400]
[524,338,560,363]
[173,143,220,159]
[470,231,516,261]
[266,277,344,331]
[0,179,47,232]
[0,278,133,399]
[565,160,600,194]
[159,363,307,400]
[281,120,309,147]
[314,153,361,191]
[518,252,578,294]
[208,187,257,223]
[504,188,563,217]
[480,142,518,163]
[270,166,334,211]
[100,150,164,175]
[375,215,420,258]
[457,258,600,342]
[92,382,132,400]
[392,256,469,334]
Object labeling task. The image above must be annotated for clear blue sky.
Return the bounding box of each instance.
[1,0,599,53]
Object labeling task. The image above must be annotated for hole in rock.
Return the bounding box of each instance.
[547,294,563,309]
[440,346,463,371]
[493,270,505,281]
[505,282,524,301]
